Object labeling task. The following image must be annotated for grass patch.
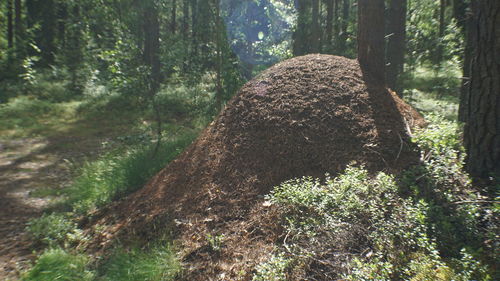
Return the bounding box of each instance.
[403,64,461,121]
[22,242,181,281]
[97,242,181,281]
[0,96,79,138]
[22,248,94,281]
[60,132,196,214]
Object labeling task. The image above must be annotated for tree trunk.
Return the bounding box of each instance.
[436,0,446,66]
[311,0,320,52]
[190,0,198,57]
[326,0,334,52]
[215,0,223,112]
[386,0,407,94]
[143,3,161,90]
[338,0,349,54]
[57,2,68,49]
[458,5,473,122]
[171,0,177,34]
[7,0,13,49]
[182,0,189,40]
[357,0,386,84]
[293,0,309,56]
[463,0,500,179]
[14,0,24,52]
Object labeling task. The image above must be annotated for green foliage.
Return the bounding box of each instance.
[26,213,87,248]
[206,233,225,252]
[0,96,76,138]
[412,114,468,186]
[406,0,464,67]
[22,248,94,281]
[401,115,497,269]
[268,163,492,280]
[62,133,196,214]
[97,243,181,281]
[252,253,291,281]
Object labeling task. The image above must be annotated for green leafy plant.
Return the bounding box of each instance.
[206,233,225,252]
[253,253,291,281]
[26,213,87,248]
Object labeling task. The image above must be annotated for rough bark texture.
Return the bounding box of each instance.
[357,0,386,84]
[386,0,407,95]
[463,0,500,178]
[458,5,473,122]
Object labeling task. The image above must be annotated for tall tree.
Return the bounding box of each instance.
[436,0,446,65]
[357,0,386,84]
[171,0,177,34]
[325,0,334,52]
[293,0,309,56]
[14,0,24,55]
[143,2,161,89]
[7,0,13,49]
[462,0,500,179]
[386,0,407,94]
[311,0,320,52]
[182,0,189,40]
[338,0,350,54]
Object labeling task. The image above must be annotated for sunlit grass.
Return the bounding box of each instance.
[403,63,462,120]
[0,97,80,139]
[57,132,196,214]
[97,242,181,281]
[22,248,94,281]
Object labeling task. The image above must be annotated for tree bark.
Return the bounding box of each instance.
[458,5,473,122]
[357,0,386,84]
[311,0,320,53]
[326,0,334,52]
[463,0,500,178]
[436,0,446,65]
[293,0,309,56]
[338,0,349,54]
[143,2,161,90]
[14,0,24,51]
[7,0,13,49]
[386,0,407,94]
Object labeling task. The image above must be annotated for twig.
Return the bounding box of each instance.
[452,200,499,205]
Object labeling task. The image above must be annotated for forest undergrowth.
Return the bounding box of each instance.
[15,65,498,281]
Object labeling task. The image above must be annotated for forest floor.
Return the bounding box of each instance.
[0,102,137,280]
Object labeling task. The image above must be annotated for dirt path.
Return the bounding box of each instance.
[0,135,109,280]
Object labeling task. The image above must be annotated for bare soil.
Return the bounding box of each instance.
[89,55,425,280]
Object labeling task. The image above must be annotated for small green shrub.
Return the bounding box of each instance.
[97,243,181,281]
[26,213,87,248]
[253,253,291,281]
[22,248,94,281]
[268,165,492,280]
[62,133,196,214]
